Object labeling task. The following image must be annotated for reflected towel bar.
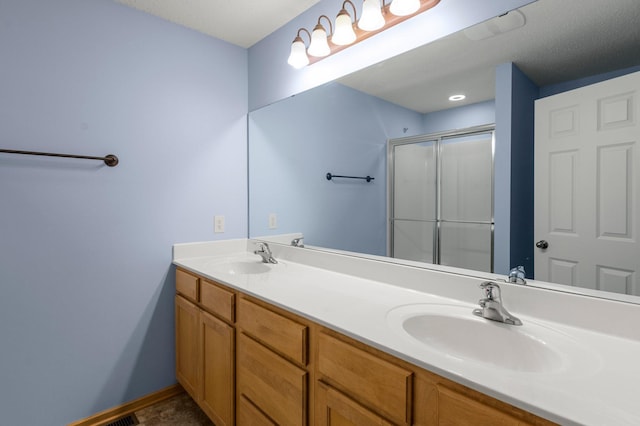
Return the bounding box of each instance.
[326,172,374,182]
[0,149,119,167]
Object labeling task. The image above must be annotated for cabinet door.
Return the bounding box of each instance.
[200,310,234,426]
[316,382,393,426]
[175,295,200,399]
[237,332,307,425]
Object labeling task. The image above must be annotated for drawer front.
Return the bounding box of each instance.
[316,381,395,426]
[201,279,235,323]
[318,332,413,425]
[237,298,308,365]
[176,268,199,302]
[237,395,277,426]
[437,386,524,426]
[237,333,307,426]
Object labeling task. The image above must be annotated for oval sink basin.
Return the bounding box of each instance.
[205,257,282,275]
[387,304,593,374]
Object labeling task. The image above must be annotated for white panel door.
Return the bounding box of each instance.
[535,71,640,295]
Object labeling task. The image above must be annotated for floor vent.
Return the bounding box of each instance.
[105,413,139,426]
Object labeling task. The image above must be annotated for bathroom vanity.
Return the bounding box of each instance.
[173,239,640,425]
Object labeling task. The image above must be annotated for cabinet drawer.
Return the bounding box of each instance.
[237,395,277,426]
[437,386,523,426]
[201,279,235,323]
[237,333,307,425]
[318,332,413,425]
[316,381,394,425]
[176,268,199,302]
[237,298,308,365]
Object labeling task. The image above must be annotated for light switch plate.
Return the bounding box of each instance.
[268,213,277,229]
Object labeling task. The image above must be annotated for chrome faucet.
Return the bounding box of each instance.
[508,266,527,285]
[472,281,522,326]
[254,242,278,264]
[291,237,304,248]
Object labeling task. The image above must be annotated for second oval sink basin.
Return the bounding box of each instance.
[387,303,596,374]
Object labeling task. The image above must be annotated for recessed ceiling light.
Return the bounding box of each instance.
[449,94,466,102]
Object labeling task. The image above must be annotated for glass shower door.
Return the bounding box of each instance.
[391,140,437,264]
[389,127,495,272]
[439,132,494,272]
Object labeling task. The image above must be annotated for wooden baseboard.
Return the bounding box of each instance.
[67,383,184,426]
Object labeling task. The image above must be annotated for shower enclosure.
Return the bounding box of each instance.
[388,125,495,272]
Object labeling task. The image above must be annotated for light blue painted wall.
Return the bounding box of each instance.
[0,1,247,425]
[422,100,495,134]
[248,0,536,110]
[249,89,497,255]
[249,83,423,255]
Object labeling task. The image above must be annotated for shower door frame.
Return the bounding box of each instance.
[387,124,496,271]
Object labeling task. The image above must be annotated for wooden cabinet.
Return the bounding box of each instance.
[317,331,412,425]
[175,269,236,425]
[237,332,308,425]
[316,381,393,426]
[175,295,200,399]
[175,267,555,426]
[200,310,234,426]
[236,297,310,425]
[237,395,277,426]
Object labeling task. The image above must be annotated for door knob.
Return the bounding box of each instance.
[536,240,549,249]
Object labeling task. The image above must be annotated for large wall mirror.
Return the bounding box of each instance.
[248,0,640,303]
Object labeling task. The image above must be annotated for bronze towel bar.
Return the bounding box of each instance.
[0,149,119,167]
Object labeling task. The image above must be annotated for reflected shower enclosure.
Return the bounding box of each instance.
[389,126,495,272]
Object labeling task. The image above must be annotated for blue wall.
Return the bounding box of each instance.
[423,100,495,134]
[0,1,247,424]
[540,65,640,98]
[249,83,423,255]
[494,63,539,276]
[249,85,498,256]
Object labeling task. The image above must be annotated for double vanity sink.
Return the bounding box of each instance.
[173,238,640,425]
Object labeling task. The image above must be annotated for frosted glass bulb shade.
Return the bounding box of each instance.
[287,39,309,68]
[390,0,420,16]
[308,26,330,57]
[332,11,356,45]
[358,0,385,31]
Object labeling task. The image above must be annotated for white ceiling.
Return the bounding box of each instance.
[338,0,640,113]
[114,0,320,48]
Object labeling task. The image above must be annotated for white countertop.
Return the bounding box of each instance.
[173,239,640,426]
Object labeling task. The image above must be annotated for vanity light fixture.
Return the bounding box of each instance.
[287,28,312,68]
[359,0,386,31]
[332,1,358,45]
[308,15,333,57]
[288,0,441,68]
[449,94,466,101]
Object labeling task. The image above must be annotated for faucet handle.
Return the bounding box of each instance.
[479,281,501,301]
[508,266,527,284]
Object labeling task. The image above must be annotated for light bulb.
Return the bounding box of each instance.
[308,24,330,57]
[358,0,385,31]
[390,0,420,16]
[287,38,309,68]
[332,10,356,45]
